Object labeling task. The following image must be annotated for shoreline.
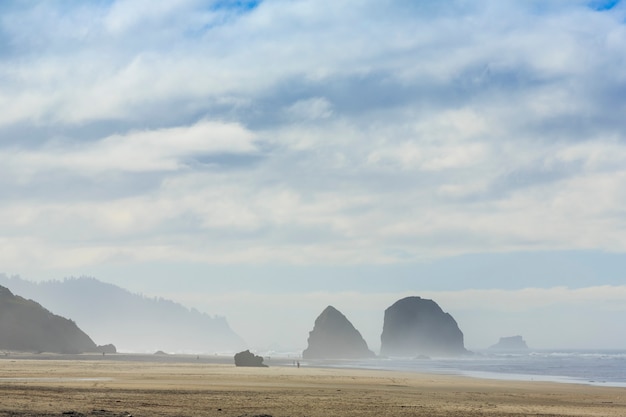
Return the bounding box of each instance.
[2,351,626,388]
[0,357,625,416]
[304,359,626,389]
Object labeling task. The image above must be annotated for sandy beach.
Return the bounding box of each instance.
[0,356,624,417]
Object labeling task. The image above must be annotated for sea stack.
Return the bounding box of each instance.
[302,306,376,359]
[380,296,466,357]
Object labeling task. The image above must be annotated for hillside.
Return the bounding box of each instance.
[0,285,99,353]
[0,276,245,353]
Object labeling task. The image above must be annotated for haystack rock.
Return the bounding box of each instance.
[489,335,529,351]
[303,306,376,359]
[380,296,467,357]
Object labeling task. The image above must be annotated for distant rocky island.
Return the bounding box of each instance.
[489,335,529,351]
[380,296,467,357]
[0,276,245,353]
[303,306,375,359]
[0,285,114,354]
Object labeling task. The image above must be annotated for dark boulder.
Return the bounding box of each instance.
[234,350,268,367]
[302,306,375,359]
[380,296,466,357]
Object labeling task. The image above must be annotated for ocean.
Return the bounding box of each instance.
[304,350,626,388]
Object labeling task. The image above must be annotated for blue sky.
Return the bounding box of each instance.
[1,0,626,351]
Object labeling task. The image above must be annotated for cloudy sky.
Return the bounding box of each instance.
[2,0,626,352]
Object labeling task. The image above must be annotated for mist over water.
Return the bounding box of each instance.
[3,274,626,356]
[2,272,626,389]
[310,350,626,388]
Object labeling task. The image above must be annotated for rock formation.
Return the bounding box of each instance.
[302,306,375,359]
[234,350,268,367]
[380,296,466,357]
[489,335,529,351]
[0,285,104,354]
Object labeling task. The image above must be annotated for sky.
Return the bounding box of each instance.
[1,0,626,352]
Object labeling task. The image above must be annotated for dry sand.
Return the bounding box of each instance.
[0,356,625,417]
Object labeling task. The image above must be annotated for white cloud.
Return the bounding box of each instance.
[367,141,488,171]
[285,97,333,120]
[3,120,257,176]
[103,0,198,35]
[555,140,626,171]
[1,0,626,319]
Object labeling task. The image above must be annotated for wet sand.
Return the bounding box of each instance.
[1,356,625,417]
